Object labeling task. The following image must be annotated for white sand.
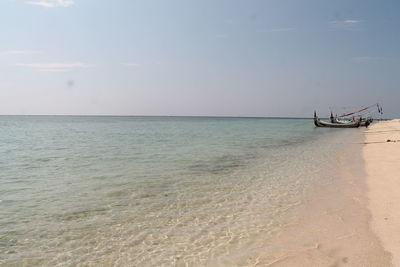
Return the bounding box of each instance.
[364,119,400,266]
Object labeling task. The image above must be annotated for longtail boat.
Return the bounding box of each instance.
[331,103,381,127]
[314,112,361,128]
[332,117,372,127]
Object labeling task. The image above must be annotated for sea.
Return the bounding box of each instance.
[0,116,362,266]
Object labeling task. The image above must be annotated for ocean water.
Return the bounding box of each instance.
[0,116,360,266]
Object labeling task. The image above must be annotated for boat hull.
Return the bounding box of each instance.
[333,117,372,127]
[314,117,360,128]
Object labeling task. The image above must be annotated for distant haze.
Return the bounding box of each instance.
[1,0,399,118]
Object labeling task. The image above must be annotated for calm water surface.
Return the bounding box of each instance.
[0,116,359,266]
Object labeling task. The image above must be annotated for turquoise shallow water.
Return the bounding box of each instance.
[0,116,360,266]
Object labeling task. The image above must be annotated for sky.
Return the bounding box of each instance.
[0,0,399,117]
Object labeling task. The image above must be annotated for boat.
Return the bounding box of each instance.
[332,116,372,127]
[314,103,381,128]
[314,112,361,128]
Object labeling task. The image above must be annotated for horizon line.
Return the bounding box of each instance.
[0,114,316,119]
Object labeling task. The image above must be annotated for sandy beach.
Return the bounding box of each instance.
[245,124,393,266]
[364,119,400,266]
[263,120,400,266]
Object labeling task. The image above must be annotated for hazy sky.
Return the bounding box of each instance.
[1,0,399,117]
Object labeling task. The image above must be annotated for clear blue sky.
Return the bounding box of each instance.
[1,0,399,117]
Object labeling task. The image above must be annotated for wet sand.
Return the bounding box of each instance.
[364,119,400,266]
[250,126,392,266]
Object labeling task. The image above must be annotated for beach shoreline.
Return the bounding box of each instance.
[1,117,395,266]
[207,123,395,266]
[253,125,392,266]
[364,119,400,267]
